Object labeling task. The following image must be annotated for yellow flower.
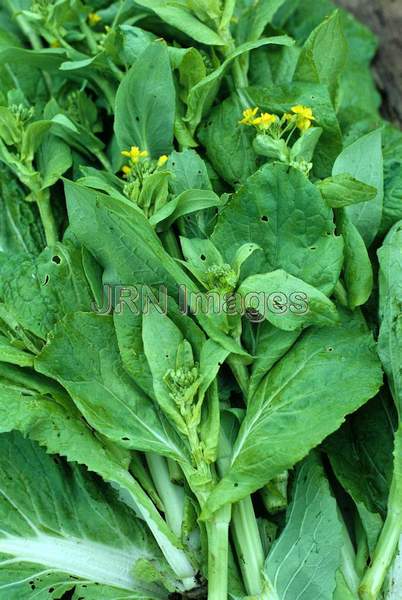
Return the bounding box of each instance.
[121,146,149,163]
[50,39,61,48]
[253,112,278,130]
[291,105,315,132]
[239,107,259,126]
[122,165,132,177]
[88,12,102,26]
[157,155,168,167]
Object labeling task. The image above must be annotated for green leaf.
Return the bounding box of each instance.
[238,269,339,331]
[35,312,187,462]
[20,119,52,163]
[0,47,66,71]
[333,129,383,246]
[0,165,45,255]
[294,10,348,99]
[114,41,176,157]
[324,394,396,553]
[37,133,72,189]
[167,149,211,195]
[0,431,169,598]
[0,241,93,340]
[379,123,402,236]
[249,323,300,398]
[338,211,373,310]
[211,163,343,294]
[0,336,34,367]
[236,0,287,44]
[201,310,382,516]
[318,173,377,208]
[378,222,402,414]
[150,189,223,230]
[185,36,293,134]
[263,454,343,600]
[133,0,225,45]
[198,93,258,186]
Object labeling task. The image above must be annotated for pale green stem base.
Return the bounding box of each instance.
[359,472,402,600]
[231,496,265,595]
[206,505,231,600]
[36,190,58,247]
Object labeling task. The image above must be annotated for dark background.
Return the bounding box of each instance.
[336,0,402,126]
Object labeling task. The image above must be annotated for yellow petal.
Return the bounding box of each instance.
[88,12,102,26]
[158,155,168,167]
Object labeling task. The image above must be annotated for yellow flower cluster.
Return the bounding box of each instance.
[239,107,278,131]
[285,105,315,132]
[88,12,102,26]
[121,146,149,163]
[120,146,168,178]
[240,105,316,134]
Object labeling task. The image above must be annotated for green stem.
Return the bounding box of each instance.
[116,469,197,591]
[80,20,98,54]
[35,189,58,246]
[146,453,185,538]
[355,518,369,578]
[231,496,265,595]
[160,228,183,260]
[359,473,402,600]
[206,504,231,600]
[227,353,249,398]
[94,149,112,171]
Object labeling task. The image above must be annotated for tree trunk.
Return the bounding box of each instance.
[335,0,402,126]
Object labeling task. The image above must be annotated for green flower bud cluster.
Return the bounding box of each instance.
[205,263,237,294]
[164,365,200,409]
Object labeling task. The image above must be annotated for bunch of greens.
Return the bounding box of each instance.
[0,0,401,598]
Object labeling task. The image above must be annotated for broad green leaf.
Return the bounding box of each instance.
[378,222,402,414]
[318,174,377,208]
[295,10,348,99]
[150,189,223,229]
[0,165,45,255]
[20,119,52,162]
[325,394,396,553]
[336,11,380,128]
[238,270,339,331]
[249,323,300,398]
[35,312,187,462]
[142,307,189,432]
[0,381,196,585]
[0,241,93,340]
[211,163,343,294]
[167,150,211,195]
[64,179,183,295]
[0,431,169,598]
[263,454,343,600]
[201,310,382,516]
[198,93,258,186]
[333,129,383,246]
[338,211,373,310]
[0,47,66,71]
[0,336,34,367]
[236,0,286,44]
[380,124,402,236]
[245,82,343,177]
[114,41,175,157]
[37,133,72,189]
[185,36,293,134]
[133,0,225,45]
